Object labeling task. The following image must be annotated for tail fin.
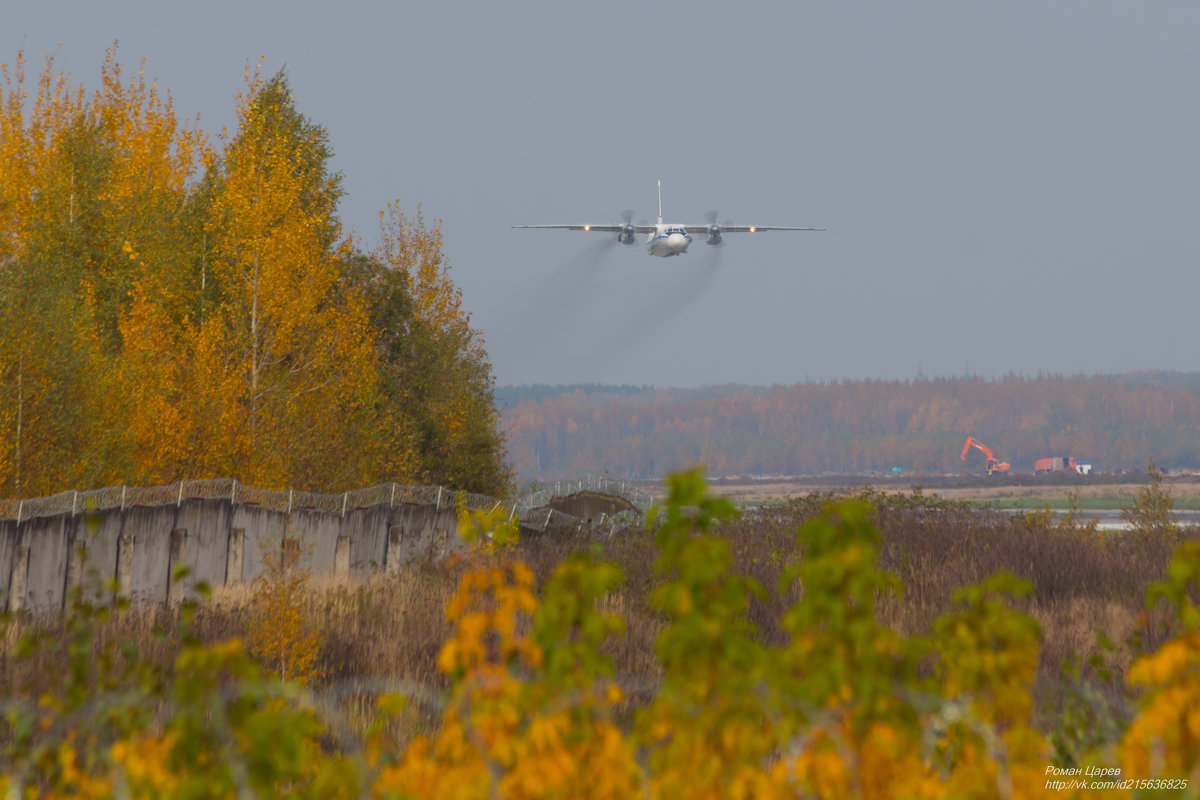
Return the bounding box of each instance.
[657,179,663,224]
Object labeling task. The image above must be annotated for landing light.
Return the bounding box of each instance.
[749,226,757,233]
[584,225,590,231]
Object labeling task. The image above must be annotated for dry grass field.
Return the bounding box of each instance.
[4,486,1191,745]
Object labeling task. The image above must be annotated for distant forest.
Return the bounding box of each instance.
[500,372,1200,481]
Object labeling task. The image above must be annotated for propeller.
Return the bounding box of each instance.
[618,208,637,244]
[704,209,727,245]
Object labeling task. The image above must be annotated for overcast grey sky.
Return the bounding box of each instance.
[6,2,1199,387]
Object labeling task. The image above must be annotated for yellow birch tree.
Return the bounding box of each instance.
[373,205,508,495]
[0,51,102,495]
[90,49,209,485]
[0,46,210,493]
[203,67,383,489]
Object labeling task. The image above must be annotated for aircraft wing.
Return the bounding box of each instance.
[684,224,825,234]
[512,223,656,233]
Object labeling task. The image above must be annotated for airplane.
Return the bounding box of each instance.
[513,181,824,257]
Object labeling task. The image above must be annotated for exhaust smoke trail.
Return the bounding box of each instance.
[493,238,618,365]
[614,246,723,351]
[494,239,724,383]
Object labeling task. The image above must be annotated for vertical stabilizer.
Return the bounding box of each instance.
[657,180,663,224]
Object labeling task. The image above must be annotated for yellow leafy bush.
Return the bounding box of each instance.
[1120,541,1200,781]
[248,535,324,686]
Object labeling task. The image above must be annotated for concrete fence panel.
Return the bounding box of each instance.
[121,506,178,606]
[174,498,233,598]
[226,529,246,585]
[71,511,123,605]
[0,519,16,611]
[0,478,640,616]
[386,505,439,567]
[231,505,288,584]
[343,505,392,573]
[289,511,340,575]
[20,514,71,614]
[435,508,460,559]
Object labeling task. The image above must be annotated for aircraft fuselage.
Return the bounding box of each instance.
[646,225,692,257]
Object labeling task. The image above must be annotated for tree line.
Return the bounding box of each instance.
[0,48,507,498]
[502,373,1200,480]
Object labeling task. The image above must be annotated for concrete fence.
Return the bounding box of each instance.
[0,478,645,615]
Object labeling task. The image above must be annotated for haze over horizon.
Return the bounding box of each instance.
[7,2,1199,388]
[492,367,1198,393]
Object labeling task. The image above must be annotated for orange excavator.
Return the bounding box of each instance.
[960,436,1011,475]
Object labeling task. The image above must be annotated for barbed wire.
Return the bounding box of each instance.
[513,474,653,514]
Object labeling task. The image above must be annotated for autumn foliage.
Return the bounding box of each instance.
[248,536,323,686]
[0,47,507,498]
[4,470,1200,797]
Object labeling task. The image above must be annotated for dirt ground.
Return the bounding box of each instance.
[639,472,1200,505]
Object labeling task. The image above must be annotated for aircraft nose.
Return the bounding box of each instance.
[669,232,687,250]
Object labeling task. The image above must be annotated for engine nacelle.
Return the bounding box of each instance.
[617,222,637,244]
[705,224,722,246]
